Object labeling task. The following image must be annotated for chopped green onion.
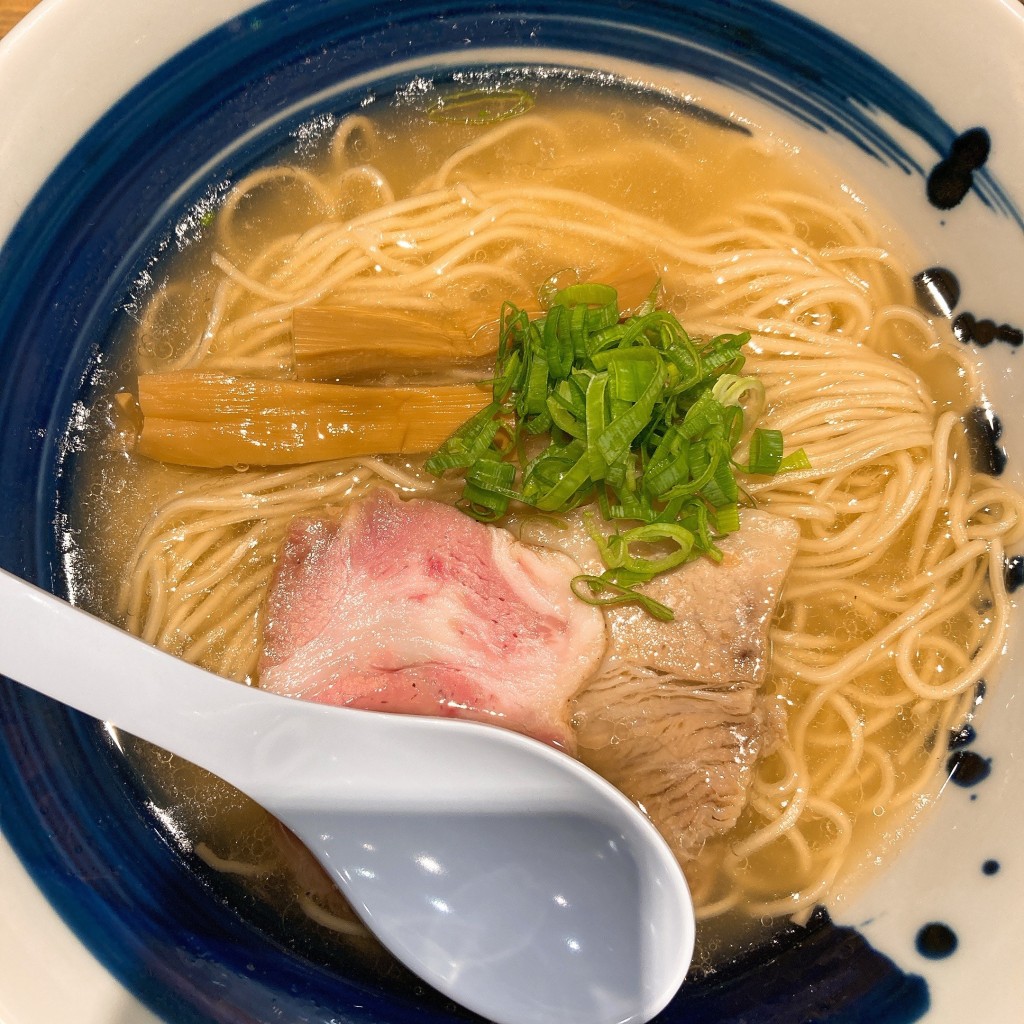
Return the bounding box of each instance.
[427,87,534,125]
[778,447,813,473]
[428,283,808,618]
[746,427,786,475]
[713,503,741,535]
[571,575,675,621]
[424,402,502,473]
[586,517,695,579]
[463,456,518,520]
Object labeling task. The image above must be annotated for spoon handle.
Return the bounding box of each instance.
[0,568,326,780]
[0,568,593,811]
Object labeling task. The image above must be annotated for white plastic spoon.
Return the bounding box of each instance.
[0,567,695,1024]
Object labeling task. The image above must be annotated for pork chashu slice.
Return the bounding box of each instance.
[258,489,605,751]
[520,508,800,860]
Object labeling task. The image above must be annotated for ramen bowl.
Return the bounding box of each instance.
[1,0,1022,1022]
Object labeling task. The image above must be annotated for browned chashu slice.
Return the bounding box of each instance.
[520,508,800,861]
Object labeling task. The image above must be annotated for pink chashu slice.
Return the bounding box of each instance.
[258,489,606,751]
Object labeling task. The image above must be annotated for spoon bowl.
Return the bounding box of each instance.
[0,567,695,1024]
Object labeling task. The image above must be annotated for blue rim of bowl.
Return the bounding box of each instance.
[0,1,1019,1022]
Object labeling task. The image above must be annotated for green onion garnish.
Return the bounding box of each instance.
[426,88,535,125]
[426,283,808,618]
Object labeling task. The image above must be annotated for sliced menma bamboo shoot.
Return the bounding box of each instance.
[292,306,496,380]
[132,372,492,468]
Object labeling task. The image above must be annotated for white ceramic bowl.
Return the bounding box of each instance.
[0,1,1022,1021]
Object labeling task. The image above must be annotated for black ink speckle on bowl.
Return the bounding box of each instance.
[948,724,976,749]
[953,312,979,344]
[927,127,990,209]
[1004,555,1024,593]
[916,923,958,959]
[946,750,992,787]
[913,267,959,317]
[997,324,1024,346]
[952,313,1023,349]
[959,313,997,346]
[964,406,1007,476]
[982,859,1000,876]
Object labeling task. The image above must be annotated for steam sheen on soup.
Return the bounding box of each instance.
[65,75,1024,974]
